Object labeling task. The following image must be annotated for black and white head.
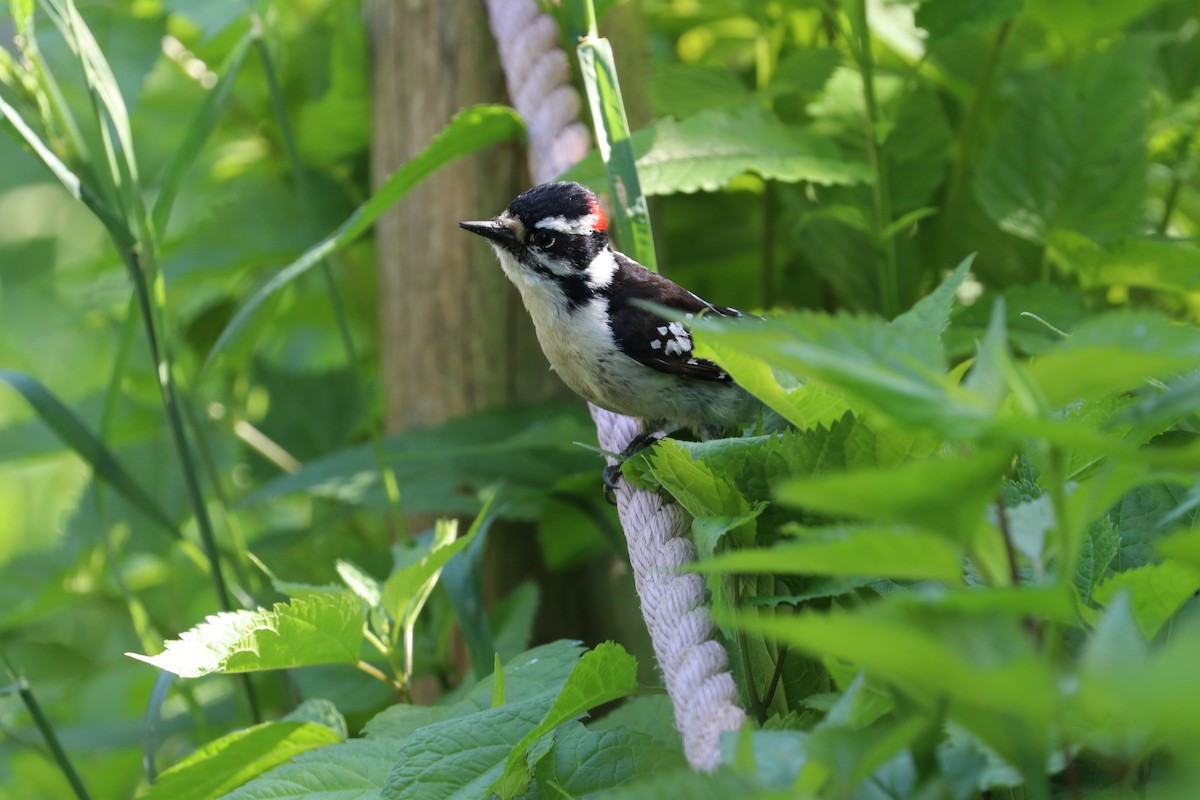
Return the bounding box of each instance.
[459,181,617,310]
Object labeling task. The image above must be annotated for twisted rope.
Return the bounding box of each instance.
[483,0,745,770]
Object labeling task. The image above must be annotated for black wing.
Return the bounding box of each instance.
[606,252,744,383]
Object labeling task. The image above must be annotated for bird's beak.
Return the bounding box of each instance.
[459,219,518,248]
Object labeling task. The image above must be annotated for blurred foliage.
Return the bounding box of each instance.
[0,0,1198,797]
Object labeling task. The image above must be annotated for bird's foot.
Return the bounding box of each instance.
[603,463,622,505]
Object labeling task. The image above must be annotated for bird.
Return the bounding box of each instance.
[459,181,758,495]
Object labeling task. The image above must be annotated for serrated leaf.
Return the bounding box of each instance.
[973,42,1149,243]
[1090,560,1200,639]
[692,338,851,431]
[565,106,870,195]
[638,440,751,518]
[0,369,178,539]
[775,449,1012,542]
[533,721,686,797]
[206,104,523,365]
[221,738,404,800]
[382,697,551,800]
[892,255,974,340]
[697,525,964,582]
[492,642,640,798]
[128,592,366,677]
[688,312,991,440]
[382,516,479,629]
[1027,311,1200,407]
[141,721,341,800]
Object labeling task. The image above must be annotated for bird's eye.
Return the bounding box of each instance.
[529,230,554,249]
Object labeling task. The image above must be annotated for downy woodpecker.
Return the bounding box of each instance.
[460,181,758,490]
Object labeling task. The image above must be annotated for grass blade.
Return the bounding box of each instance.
[152,28,254,234]
[576,12,656,271]
[204,103,523,368]
[0,93,133,245]
[0,370,180,540]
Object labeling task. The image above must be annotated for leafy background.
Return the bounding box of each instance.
[1,0,1199,798]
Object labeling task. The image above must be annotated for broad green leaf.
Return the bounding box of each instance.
[688,312,991,440]
[577,32,656,269]
[492,642,640,798]
[0,369,178,539]
[737,603,1057,726]
[336,560,383,608]
[590,695,683,755]
[382,697,551,800]
[697,526,964,582]
[206,104,523,365]
[128,592,366,677]
[1090,560,1200,639]
[775,449,1012,541]
[533,721,686,797]
[974,42,1149,243]
[639,440,751,518]
[382,514,481,629]
[565,106,871,195]
[1057,236,1200,296]
[915,0,1024,40]
[1157,528,1200,572]
[141,721,341,800]
[1026,0,1171,46]
[1026,311,1200,407]
[649,63,749,120]
[579,768,778,800]
[693,338,851,431]
[892,255,974,340]
[152,27,253,234]
[363,641,585,740]
[283,698,349,739]
[221,738,404,800]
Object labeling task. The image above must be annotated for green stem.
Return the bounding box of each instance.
[0,649,93,800]
[937,19,1014,269]
[1156,177,1183,235]
[848,0,898,317]
[250,21,406,541]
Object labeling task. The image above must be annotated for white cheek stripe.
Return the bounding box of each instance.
[584,249,617,288]
[535,214,602,235]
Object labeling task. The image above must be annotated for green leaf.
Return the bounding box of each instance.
[206,104,523,365]
[141,721,342,800]
[382,511,483,630]
[693,338,851,431]
[1057,236,1200,296]
[381,697,551,800]
[1026,0,1171,47]
[336,560,383,608]
[0,369,178,539]
[915,0,1024,41]
[575,768,776,800]
[892,255,974,340]
[1090,560,1200,639]
[128,592,366,677]
[221,738,404,800]
[736,603,1057,726]
[973,41,1149,243]
[492,642,640,798]
[151,27,253,234]
[533,721,685,797]
[1026,311,1200,407]
[775,449,1012,542]
[638,440,751,518]
[577,32,656,270]
[649,63,750,120]
[1157,527,1200,572]
[688,311,991,440]
[697,525,964,582]
[565,106,871,195]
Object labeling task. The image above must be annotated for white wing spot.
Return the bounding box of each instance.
[656,326,668,335]
[665,339,690,356]
[650,340,662,350]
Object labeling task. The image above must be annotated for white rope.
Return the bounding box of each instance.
[483,0,745,770]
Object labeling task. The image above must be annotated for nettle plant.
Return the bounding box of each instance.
[128,261,1200,799]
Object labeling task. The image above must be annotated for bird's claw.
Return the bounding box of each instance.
[603,463,621,505]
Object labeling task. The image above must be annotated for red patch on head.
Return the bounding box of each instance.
[589,197,608,232]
